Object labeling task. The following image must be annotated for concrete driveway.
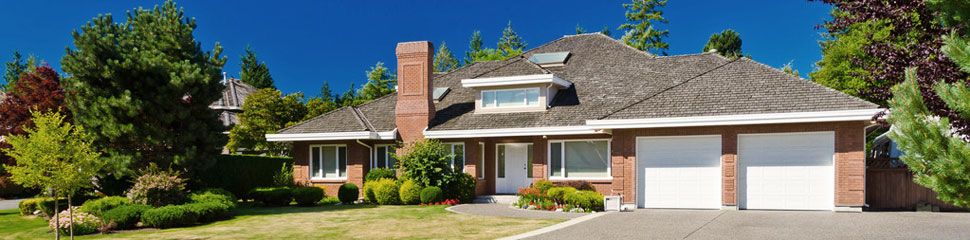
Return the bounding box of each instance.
[525,209,970,240]
[0,198,23,210]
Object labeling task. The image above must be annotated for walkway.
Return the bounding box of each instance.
[447,203,589,220]
[0,198,23,210]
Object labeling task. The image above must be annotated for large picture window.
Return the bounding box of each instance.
[548,140,610,179]
[310,145,347,179]
[481,87,540,108]
[373,145,396,169]
[445,143,465,172]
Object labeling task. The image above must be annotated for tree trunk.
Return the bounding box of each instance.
[68,194,74,240]
[53,193,60,240]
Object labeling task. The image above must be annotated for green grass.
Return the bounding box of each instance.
[0,204,560,239]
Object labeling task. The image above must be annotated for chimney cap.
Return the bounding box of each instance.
[396,41,433,55]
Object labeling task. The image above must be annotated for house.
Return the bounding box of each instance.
[267,33,881,212]
[210,76,257,127]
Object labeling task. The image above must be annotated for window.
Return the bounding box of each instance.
[310,145,348,179]
[373,145,396,169]
[479,142,485,179]
[481,88,541,108]
[548,140,610,179]
[445,143,465,172]
[497,145,506,178]
[527,144,534,178]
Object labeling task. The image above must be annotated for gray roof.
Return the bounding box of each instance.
[210,79,257,127]
[280,33,878,134]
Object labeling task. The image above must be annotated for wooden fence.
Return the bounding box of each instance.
[865,168,964,211]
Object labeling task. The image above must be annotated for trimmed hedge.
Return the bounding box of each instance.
[196,155,293,198]
[365,168,396,182]
[141,205,199,229]
[371,179,400,205]
[564,190,604,212]
[420,186,443,204]
[547,186,577,204]
[249,187,293,206]
[18,198,44,216]
[338,183,358,204]
[102,204,151,230]
[189,190,236,208]
[80,196,131,217]
[184,202,233,223]
[293,187,325,206]
[398,180,422,205]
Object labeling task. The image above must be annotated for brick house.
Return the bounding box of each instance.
[267,34,880,211]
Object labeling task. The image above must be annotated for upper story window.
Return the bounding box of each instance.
[481,88,541,108]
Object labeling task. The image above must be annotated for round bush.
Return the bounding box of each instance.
[563,190,604,212]
[80,196,131,217]
[398,180,423,205]
[371,179,400,205]
[420,186,443,204]
[293,187,325,206]
[127,170,188,207]
[249,187,293,206]
[49,207,100,235]
[547,186,577,203]
[18,198,44,216]
[184,202,233,223]
[189,192,236,208]
[141,205,199,229]
[365,168,397,182]
[363,183,377,203]
[337,183,359,204]
[102,204,151,230]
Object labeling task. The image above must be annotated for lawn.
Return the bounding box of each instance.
[0,204,560,239]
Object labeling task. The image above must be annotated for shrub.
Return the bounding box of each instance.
[516,187,551,209]
[184,202,233,223]
[127,170,188,207]
[420,186,443,204]
[442,172,476,203]
[547,187,577,204]
[398,139,453,188]
[555,181,596,191]
[363,182,377,203]
[37,198,69,217]
[141,205,199,229]
[532,179,555,193]
[564,190,604,212]
[272,163,294,187]
[320,196,340,205]
[293,187,325,206]
[80,196,131,217]
[189,188,237,207]
[249,187,293,206]
[371,179,400,205]
[196,155,293,198]
[49,207,100,235]
[194,188,236,202]
[101,204,150,230]
[398,180,423,205]
[366,168,396,182]
[337,183,359,204]
[18,198,44,216]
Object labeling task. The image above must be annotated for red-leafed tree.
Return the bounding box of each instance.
[0,66,68,167]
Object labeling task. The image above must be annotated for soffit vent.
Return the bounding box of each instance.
[528,52,571,67]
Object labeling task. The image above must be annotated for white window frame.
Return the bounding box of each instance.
[480,87,541,109]
[372,144,396,169]
[309,144,348,180]
[478,142,486,179]
[547,139,612,180]
[445,142,466,173]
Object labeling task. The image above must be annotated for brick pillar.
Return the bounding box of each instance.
[394,41,435,145]
[835,122,866,207]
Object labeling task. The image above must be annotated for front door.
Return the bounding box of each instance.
[496,143,532,194]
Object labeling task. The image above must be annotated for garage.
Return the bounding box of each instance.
[739,132,835,210]
[637,135,722,209]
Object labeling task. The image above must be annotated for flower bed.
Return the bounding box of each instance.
[514,180,604,213]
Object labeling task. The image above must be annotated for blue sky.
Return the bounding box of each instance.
[0,1,832,97]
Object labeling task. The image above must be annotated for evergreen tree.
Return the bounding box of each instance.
[304,81,338,120]
[358,62,396,101]
[575,24,586,34]
[239,46,275,89]
[2,52,37,92]
[338,83,358,107]
[497,21,527,55]
[703,29,743,59]
[433,42,460,72]
[319,81,335,102]
[600,25,612,38]
[619,0,670,55]
[464,31,484,65]
[227,89,306,155]
[60,0,227,177]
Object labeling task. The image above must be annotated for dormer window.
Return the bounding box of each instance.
[482,87,541,108]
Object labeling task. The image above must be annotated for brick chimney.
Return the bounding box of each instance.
[395,41,435,144]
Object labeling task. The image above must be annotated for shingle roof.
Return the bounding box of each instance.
[279,33,878,134]
[210,79,257,126]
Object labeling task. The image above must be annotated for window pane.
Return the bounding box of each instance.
[322,146,337,178]
[479,143,485,179]
[311,147,321,178]
[526,88,540,106]
[376,147,387,168]
[495,89,526,107]
[564,141,609,178]
[527,144,534,178]
[497,145,506,178]
[388,147,396,169]
[454,144,464,172]
[338,147,347,178]
[482,91,495,107]
[550,143,562,177]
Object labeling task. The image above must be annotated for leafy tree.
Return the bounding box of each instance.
[498,21,527,55]
[433,42,459,72]
[227,89,306,155]
[464,31,484,65]
[3,111,102,239]
[781,61,801,78]
[2,52,37,92]
[811,20,891,102]
[304,81,338,120]
[397,139,453,188]
[239,46,275,89]
[619,0,670,55]
[0,66,67,169]
[60,0,227,177]
[358,62,396,101]
[703,29,743,59]
[887,0,970,208]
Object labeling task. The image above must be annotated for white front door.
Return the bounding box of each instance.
[637,135,722,209]
[496,144,532,194]
[739,132,835,211]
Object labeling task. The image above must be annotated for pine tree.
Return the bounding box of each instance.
[703,29,743,59]
[619,0,670,55]
[433,42,459,72]
[61,0,227,177]
[600,25,612,38]
[338,83,357,107]
[465,31,484,65]
[2,52,37,92]
[240,46,275,89]
[319,81,335,102]
[304,81,338,120]
[358,62,396,101]
[575,24,586,34]
[497,21,526,55]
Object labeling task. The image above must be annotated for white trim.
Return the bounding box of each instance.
[585,109,881,129]
[461,74,572,88]
[480,87,543,109]
[424,126,602,139]
[308,144,348,181]
[372,144,396,169]
[547,139,613,180]
[266,129,397,141]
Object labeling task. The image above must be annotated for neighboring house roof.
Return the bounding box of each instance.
[210,79,257,127]
[279,33,879,135]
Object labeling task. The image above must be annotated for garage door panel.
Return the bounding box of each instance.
[638,136,722,209]
[739,132,834,211]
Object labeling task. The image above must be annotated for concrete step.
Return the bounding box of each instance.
[474,195,519,204]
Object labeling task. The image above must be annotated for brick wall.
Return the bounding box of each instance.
[292,140,371,197]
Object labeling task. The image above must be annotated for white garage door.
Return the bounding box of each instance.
[637,135,722,209]
[739,132,834,211]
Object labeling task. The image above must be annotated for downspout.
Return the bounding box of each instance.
[356,139,373,171]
